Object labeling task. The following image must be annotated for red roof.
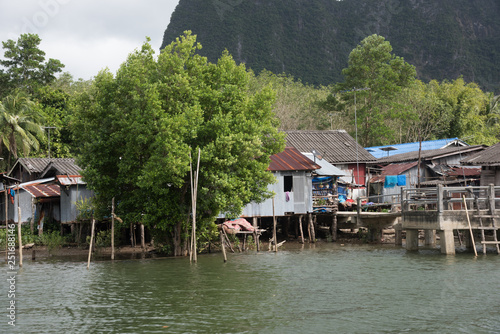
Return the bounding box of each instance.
[22,184,60,198]
[268,147,321,171]
[370,162,418,183]
[448,167,481,177]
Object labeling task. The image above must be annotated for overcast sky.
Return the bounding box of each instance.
[0,0,180,80]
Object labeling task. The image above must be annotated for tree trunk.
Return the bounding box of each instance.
[172,221,182,256]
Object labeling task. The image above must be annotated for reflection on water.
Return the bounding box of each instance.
[2,243,500,333]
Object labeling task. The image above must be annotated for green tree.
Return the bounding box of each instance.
[0,92,44,167]
[0,33,64,96]
[338,34,416,146]
[433,78,494,144]
[72,32,285,255]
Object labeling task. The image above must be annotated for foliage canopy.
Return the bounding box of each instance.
[72,32,285,254]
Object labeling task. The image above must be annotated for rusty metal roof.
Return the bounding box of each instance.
[22,183,60,198]
[370,162,418,183]
[56,175,86,186]
[268,147,321,171]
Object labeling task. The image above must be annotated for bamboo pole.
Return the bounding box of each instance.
[87,217,96,269]
[189,149,201,263]
[463,195,477,257]
[111,197,115,260]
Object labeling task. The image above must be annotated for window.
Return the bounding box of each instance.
[284,175,293,192]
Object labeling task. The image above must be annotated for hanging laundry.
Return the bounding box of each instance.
[384,175,397,188]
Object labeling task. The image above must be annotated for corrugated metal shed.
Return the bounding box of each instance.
[285,130,376,164]
[461,142,500,166]
[268,147,320,171]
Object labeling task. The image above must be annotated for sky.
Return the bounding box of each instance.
[0,0,180,80]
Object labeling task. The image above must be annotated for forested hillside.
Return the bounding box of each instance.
[162,0,500,92]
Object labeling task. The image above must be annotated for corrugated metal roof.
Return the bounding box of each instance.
[302,153,346,176]
[41,159,82,177]
[9,158,82,177]
[366,138,465,159]
[22,183,60,198]
[56,175,86,186]
[373,145,485,164]
[268,147,321,171]
[285,130,376,164]
[461,142,500,166]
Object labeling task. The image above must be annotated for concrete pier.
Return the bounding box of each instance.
[401,184,500,255]
[439,229,455,255]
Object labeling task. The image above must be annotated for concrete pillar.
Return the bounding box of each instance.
[424,230,436,246]
[406,229,419,251]
[439,229,456,255]
[394,220,402,245]
[369,228,382,242]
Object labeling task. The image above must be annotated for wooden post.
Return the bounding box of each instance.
[331,213,337,242]
[111,197,115,260]
[130,222,135,247]
[272,196,277,252]
[463,195,477,257]
[298,215,304,244]
[220,231,227,262]
[308,213,315,243]
[140,224,145,249]
[30,197,34,233]
[87,217,96,269]
[253,217,260,252]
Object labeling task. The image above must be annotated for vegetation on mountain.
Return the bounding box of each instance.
[162,0,500,93]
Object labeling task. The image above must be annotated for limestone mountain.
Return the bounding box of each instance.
[161,0,500,92]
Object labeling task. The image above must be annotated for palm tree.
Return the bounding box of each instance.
[0,92,44,167]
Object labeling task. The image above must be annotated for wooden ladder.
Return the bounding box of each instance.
[473,193,500,255]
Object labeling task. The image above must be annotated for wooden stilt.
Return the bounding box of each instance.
[87,217,96,269]
[130,222,135,247]
[272,196,277,252]
[220,231,227,262]
[308,213,315,243]
[331,213,337,242]
[140,224,145,249]
[299,215,304,244]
